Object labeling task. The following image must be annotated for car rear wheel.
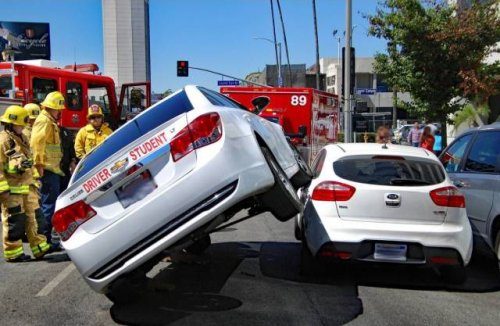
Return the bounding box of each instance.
[259,147,303,222]
[185,235,211,255]
[289,144,313,189]
[439,265,467,284]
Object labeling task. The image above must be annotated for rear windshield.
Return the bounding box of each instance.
[74,90,193,181]
[333,157,446,186]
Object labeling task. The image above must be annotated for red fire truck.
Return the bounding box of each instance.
[0,61,151,131]
[220,86,339,163]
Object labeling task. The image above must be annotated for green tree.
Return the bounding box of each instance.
[162,89,173,99]
[368,0,500,144]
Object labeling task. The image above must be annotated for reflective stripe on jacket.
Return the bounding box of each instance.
[74,123,113,159]
[30,110,64,176]
[0,130,35,194]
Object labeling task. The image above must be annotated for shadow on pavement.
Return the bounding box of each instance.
[109,242,363,326]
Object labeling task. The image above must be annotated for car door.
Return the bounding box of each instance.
[454,130,500,239]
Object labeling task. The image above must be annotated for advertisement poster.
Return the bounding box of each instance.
[0,21,50,60]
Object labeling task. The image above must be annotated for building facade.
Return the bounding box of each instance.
[102,0,151,87]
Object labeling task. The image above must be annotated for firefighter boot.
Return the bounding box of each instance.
[1,196,28,262]
[25,188,51,259]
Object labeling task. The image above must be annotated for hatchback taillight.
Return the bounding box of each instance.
[52,201,97,241]
[429,186,465,208]
[170,112,222,162]
[311,181,356,201]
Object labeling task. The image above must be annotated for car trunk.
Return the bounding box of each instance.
[333,155,448,225]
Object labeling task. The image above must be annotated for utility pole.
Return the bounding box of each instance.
[312,0,320,90]
[269,0,281,87]
[344,0,352,143]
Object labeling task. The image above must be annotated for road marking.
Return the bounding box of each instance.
[36,264,76,297]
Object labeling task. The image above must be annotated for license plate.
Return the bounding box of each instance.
[374,243,407,261]
[116,170,157,208]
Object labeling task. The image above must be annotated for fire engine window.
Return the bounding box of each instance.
[32,78,57,103]
[0,76,12,97]
[66,81,83,110]
[88,86,109,114]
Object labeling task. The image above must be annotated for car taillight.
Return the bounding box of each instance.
[429,186,465,208]
[52,200,96,241]
[170,112,222,162]
[311,181,356,201]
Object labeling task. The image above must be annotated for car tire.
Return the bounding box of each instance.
[259,147,303,222]
[494,229,500,271]
[439,265,467,284]
[294,217,303,240]
[105,273,148,303]
[185,235,211,255]
[289,144,313,189]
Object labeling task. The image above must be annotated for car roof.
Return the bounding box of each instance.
[477,122,500,131]
[323,143,436,160]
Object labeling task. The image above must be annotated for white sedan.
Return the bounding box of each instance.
[54,86,311,295]
[296,143,473,283]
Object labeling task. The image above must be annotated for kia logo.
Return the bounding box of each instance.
[387,194,399,200]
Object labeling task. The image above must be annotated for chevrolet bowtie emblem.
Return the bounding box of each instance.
[110,157,129,174]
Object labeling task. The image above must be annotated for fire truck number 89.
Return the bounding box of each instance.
[291,95,307,106]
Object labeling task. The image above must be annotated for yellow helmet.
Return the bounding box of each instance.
[0,105,29,126]
[41,91,65,110]
[87,104,104,118]
[24,103,41,119]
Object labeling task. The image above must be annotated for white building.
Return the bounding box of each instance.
[321,56,411,114]
[102,0,151,88]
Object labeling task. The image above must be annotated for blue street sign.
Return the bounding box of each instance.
[356,88,376,95]
[217,80,240,86]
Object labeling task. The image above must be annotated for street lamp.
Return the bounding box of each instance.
[253,37,283,87]
[332,29,341,66]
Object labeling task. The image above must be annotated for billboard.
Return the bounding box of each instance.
[0,21,50,60]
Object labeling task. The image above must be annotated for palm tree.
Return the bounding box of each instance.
[453,103,490,128]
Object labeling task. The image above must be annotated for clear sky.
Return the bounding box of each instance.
[1,0,387,93]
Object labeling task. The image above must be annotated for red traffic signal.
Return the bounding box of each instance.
[177,60,189,77]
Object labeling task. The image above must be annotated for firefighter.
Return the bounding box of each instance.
[0,105,51,262]
[31,91,65,245]
[74,104,113,159]
[22,103,41,140]
[23,102,49,238]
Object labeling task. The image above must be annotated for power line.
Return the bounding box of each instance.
[275,0,292,87]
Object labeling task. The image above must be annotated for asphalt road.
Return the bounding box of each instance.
[1,211,500,326]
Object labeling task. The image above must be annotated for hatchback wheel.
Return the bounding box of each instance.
[289,144,313,189]
[259,147,303,222]
[494,229,500,271]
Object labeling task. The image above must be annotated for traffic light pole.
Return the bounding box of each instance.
[189,66,270,88]
[343,0,352,143]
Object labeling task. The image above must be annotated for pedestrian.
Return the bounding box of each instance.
[0,105,51,262]
[376,125,391,144]
[420,126,435,152]
[22,103,40,140]
[407,122,421,147]
[30,91,66,246]
[74,105,113,160]
[433,129,443,156]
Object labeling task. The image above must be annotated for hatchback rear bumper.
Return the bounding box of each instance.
[303,201,473,266]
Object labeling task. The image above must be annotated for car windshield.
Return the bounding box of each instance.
[333,157,445,186]
[73,90,193,181]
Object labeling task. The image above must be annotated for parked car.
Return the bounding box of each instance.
[440,122,500,269]
[295,143,473,283]
[54,85,312,295]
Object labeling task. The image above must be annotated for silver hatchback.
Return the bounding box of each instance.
[440,122,500,268]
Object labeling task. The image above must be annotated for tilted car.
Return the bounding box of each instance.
[54,86,311,294]
[440,122,500,269]
[296,143,473,283]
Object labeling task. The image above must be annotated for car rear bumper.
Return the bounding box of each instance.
[303,201,473,266]
[62,134,274,293]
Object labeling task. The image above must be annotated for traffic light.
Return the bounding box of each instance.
[177,60,189,77]
[341,47,355,95]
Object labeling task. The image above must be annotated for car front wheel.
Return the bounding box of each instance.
[259,147,303,222]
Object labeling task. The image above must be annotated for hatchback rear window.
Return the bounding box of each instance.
[333,157,446,186]
[74,90,193,181]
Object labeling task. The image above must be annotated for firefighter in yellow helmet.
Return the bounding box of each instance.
[23,103,41,141]
[30,91,65,246]
[74,104,113,159]
[0,105,51,262]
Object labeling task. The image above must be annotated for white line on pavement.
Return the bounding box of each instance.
[36,264,76,297]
